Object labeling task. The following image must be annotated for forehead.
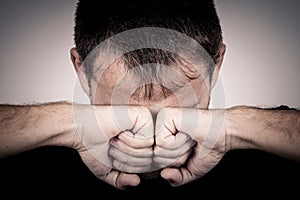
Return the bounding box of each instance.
[86,37,215,108]
[91,61,211,109]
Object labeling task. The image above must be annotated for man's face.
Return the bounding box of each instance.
[71,43,226,114]
[89,62,212,115]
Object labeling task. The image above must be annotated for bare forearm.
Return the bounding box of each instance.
[226,106,300,161]
[0,101,77,158]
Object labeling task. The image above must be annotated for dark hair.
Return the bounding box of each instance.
[74,0,223,99]
[74,0,222,60]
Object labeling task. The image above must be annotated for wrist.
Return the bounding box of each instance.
[40,102,80,150]
[225,106,258,151]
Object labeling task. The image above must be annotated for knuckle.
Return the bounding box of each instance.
[108,146,116,157]
[153,146,162,156]
[155,137,166,147]
[112,160,123,171]
[147,137,155,146]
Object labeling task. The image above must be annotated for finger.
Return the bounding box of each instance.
[160,168,183,187]
[116,172,140,189]
[154,148,193,168]
[112,159,152,173]
[108,146,153,166]
[160,132,192,150]
[79,150,124,189]
[129,106,153,133]
[118,131,154,148]
[160,167,197,187]
[171,148,193,167]
[186,144,224,176]
[155,132,174,148]
[91,106,154,139]
[155,108,178,146]
[154,139,196,158]
[110,137,153,157]
[155,108,205,141]
[99,169,140,190]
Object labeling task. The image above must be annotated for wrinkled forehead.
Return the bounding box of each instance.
[85,27,214,79]
[96,62,185,98]
[83,28,215,106]
[90,60,211,110]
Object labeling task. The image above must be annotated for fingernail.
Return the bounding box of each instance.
[110,138,117,145]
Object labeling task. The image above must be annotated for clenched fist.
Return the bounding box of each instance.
[109,107,196,178]
[73,105,154,189]
[155,108,227,187]
[104,106,226,188]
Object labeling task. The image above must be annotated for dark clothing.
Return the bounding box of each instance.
[1,147,299,198]
[0,105,299,198]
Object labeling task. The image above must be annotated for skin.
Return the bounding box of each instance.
[71,42,300,188]
[0,103,153,189]
[70,43,227,185]
[0,42,299,191]
[157,106,300,186]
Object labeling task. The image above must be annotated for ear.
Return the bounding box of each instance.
[211,43,226,89]
[70,47,90,96]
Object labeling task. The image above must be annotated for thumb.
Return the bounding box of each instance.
[161,167,197,187]
[160,168,183,187]
[116,172,141,189]
[99,170,141,190]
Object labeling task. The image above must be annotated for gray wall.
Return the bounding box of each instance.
[0,0,299,108]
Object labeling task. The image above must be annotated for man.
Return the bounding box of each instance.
[0,0,299,196]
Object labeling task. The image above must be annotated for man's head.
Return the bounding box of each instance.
[70,0,226,114]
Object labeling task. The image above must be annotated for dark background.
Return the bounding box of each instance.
[1,146,299,198]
